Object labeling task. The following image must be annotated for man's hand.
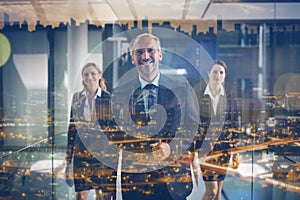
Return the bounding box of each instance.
[150,142,171,160]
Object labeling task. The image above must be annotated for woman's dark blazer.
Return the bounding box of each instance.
[192,82,240,152]
[65,90,116,192]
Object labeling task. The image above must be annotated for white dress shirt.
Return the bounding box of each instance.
[204,84,225,115]
[83,87,102,121]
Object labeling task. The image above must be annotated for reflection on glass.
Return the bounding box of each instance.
[1,9,300,199]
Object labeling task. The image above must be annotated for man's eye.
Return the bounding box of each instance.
[147,48,155,53]
[134,48,156,55]
[135,49,144,55]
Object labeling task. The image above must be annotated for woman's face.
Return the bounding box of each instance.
[208,64,226,85]
[82,65,102,91]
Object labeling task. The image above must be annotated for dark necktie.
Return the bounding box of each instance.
[143,84,157,111]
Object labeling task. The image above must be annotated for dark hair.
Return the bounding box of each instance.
[209,59,227,73]
[81,62,107,91]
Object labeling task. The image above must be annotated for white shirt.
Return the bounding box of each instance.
[139,73,160,89]
[204,84,225,115]
[83,87,102,121]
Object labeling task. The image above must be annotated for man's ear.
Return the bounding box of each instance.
[159,52,163,61]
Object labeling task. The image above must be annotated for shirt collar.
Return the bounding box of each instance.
[204,84,225,96]
[82,87,102,98]
[139,73,160,89]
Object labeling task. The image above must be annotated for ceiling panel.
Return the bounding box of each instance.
[276,3,300,19]
[0,4,37,24]
[88,3,118,23]
[43,2,118,26]
[132,0,186,20]
[1,0,300,31]
[204,3,275,20]
[213,0,300,2]
[185,0,211,19]
[41,3,80,26]
[105,0,135,21]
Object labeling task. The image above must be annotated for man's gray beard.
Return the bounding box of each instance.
[138,64,155,76]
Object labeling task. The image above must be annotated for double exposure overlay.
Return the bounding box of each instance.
[1,1,300,200]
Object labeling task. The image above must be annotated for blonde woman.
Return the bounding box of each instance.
[65,63,116,200]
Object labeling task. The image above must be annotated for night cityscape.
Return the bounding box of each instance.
[1,1,300,199]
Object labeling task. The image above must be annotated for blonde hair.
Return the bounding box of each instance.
[81,62,107,91]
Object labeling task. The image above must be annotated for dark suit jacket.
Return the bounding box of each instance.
[192,82,240,152]
[111,72,199,198]
[65,90,117,192]
[66,90,113,163]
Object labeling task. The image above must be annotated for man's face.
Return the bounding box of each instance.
[131,36,162,78]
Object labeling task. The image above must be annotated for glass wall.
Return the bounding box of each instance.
[0,1,300,200]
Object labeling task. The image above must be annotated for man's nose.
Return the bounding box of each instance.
[141,49,150,59]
